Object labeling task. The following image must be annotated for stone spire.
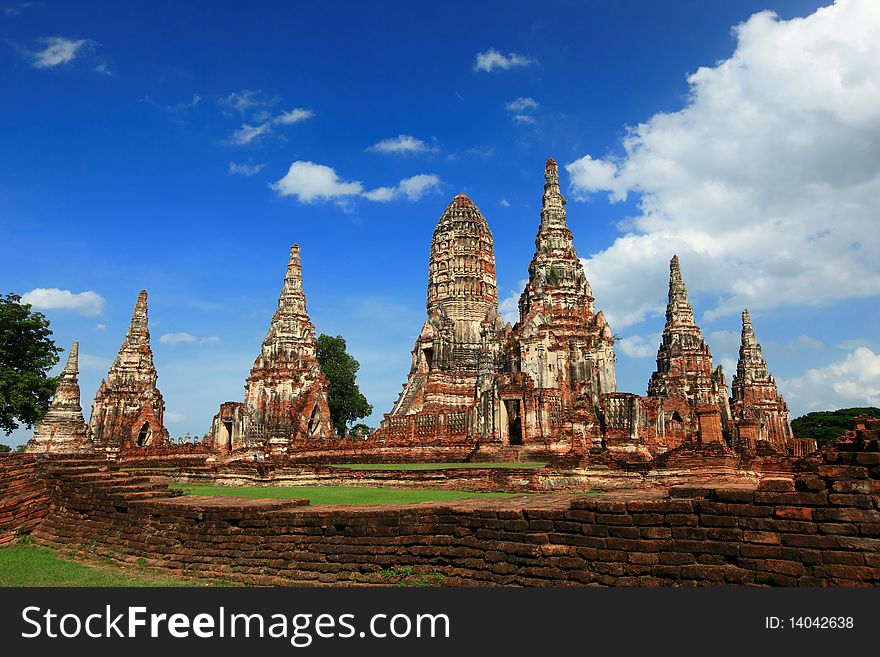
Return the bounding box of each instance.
[665,255,697,330]
[518,158,595,319]
[242,244,333,449]
[89,290,169,453]
[260,244,311,360]
[731,309,793,452]
[26,341,92,453]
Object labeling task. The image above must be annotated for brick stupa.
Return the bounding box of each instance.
[731,309,794,452]
[88,290,169,455]
[647,256,731,444]
[26,341,92,454]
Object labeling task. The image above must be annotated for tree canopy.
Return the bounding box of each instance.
[316,334,372,436]
[0,293,61,435]
[791,407,880,447]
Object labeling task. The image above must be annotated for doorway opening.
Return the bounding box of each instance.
[136,422,151,447]
[505,399,523,445]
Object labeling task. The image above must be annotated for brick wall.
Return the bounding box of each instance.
[0,454,49,546]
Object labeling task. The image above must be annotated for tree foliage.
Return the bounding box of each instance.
[0,293,60,435]
[316,334,372,436]
[791,407,880,447]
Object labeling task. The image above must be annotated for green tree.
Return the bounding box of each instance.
[0,444,11,452]
[791,407,880,447]
[316,334,372,436]
[0,293,60,435]
[350,423,372,437]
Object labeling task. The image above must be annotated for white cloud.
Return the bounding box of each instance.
[271,161,364,203]
[499,199,511,207]
[474,48,535,73]
[219,90,273,116]
[364,174,441,202]
[512,114,536,124]
[505,97,539,112]
[274,107,314,125]
[159,332,220,346]
[228,161,265,176]
[566,0,880,328]
[31,36,88,68]
[165,411,186,423]
[272,162,441,205]
[617,334,661,359]
[95,323,106,331]
[226,123,270,145]
[367,134,433,155]
[781,346,880,413]
[21,288,105,316]
[498,279,528,324]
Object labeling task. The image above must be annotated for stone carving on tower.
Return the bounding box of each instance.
[504,157,617,451]
[379,194,503,443]
[26,341,93,454]
[206,244,333,455]
[89,290,169,456]
[730,309,794,453]
[647,256,731,446]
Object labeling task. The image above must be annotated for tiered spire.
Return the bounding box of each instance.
[27,341,91,453]
[648,256,716,401]
[518,158,594,319]
[243,244,333,445]
[731,309,793,452]
[259,244,313,361]
[89,290,168,451]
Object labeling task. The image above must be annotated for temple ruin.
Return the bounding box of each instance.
[205,244,334,455]
[87,290,169,456]
[26,156,815,464]
[26,341,92,454]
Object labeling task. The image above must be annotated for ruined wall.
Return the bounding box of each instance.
[23,422,880,586]
[0,454,49,546]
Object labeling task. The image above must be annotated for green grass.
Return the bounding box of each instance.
[0,542,196,587]
[170,484,518,505]
[329,461,546,471]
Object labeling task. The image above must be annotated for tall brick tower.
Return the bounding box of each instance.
[505,157,617,450]
[647,256,731,444]
[240,244,334,451]
[731,309,793,452]
[26,341,92,454]
[386,194,503,425]
[89,290,169,455]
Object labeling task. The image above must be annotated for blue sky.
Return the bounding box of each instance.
[3,0,879,446]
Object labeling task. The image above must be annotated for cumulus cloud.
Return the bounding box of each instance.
[159,332,219,346]
[226,123,270,145]
[781,346,880,414]
[474,48,535,72]
[227,161,264,176]
[274,107,314,125]
[271,161,364,203]
[272,162,441,204]
[617,334,661,359]
[566,0,880,328]
[367,134,434,155]
[363,174,442,202]
[21,288,105,316]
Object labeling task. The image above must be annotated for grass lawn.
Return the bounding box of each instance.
[329,461,546,471]
[171,484,519,505]
[0,542,200,587]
